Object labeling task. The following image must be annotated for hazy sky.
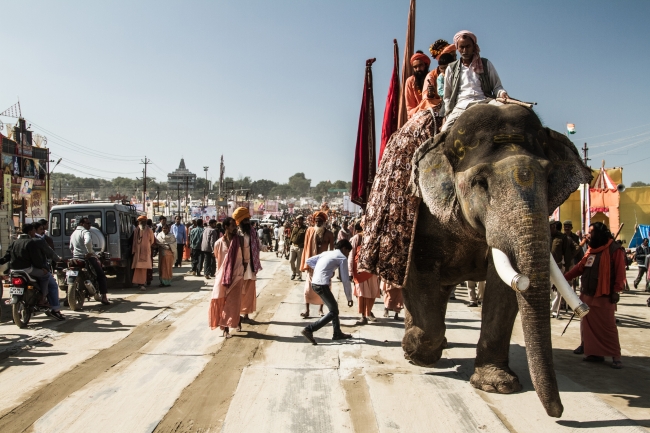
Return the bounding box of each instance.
[1,1,649,186]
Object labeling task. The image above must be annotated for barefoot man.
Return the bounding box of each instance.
[300,211,334,318]
[349,222,380,325]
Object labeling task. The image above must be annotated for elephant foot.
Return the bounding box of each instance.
[402,327,446,367]
[470,365,522,394]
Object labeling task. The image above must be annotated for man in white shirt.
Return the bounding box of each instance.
[70,217,110,304]
[301,240,354,344]
[442,30,509,132]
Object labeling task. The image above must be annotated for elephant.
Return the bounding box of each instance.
[403,103,592,418]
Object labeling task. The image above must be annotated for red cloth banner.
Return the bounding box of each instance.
[351,59,377,209]
[379,39,400,165]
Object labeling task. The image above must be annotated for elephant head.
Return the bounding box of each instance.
[411,103,592,417]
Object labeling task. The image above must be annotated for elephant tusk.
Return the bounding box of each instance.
[492,248,530,292]
[549,254,589,318]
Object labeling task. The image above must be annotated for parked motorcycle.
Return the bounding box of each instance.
[9,270,51,328]
[65,255,105,311]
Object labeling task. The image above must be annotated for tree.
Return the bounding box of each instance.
[288,172,311,196]
[251,179,279,197]
[269,184,294,198]
[631,181,649,187]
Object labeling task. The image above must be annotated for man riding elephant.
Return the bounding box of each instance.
[361,100,592,417]
[442,30,509,131]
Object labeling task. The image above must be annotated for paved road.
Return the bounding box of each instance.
[0,254,648,432]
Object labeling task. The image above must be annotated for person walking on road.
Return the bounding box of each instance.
[202,219,219,280]
[234,207,263,323]
[171,216,186,267]
[349,222,380,325]
[156,224,177,287]
[189,219,205,276]
[132,215,155,291]
[300,211,334,318]
[634,238,649,290]
[564,222,626,369]
[381,280,403,319]
[289,215,307,280]
[209,217,244,338]
[301,240,354,345]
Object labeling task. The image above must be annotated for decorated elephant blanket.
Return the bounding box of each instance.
[359,109,437,288]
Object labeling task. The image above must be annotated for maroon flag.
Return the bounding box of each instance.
[379,39,400,165]
[397,0,416,129]
[351,58,377,209]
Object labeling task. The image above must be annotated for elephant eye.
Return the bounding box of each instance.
[472,176,488,190]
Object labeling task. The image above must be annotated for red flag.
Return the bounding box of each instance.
[379,39,400,165]
[397,0,416,129]
[351,58,377,209]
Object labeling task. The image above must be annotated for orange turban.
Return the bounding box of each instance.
[233,207,251,225]
[410,52,431,67]
[435,44,457,60]
[313,211,328,223]
[137,215,147,222]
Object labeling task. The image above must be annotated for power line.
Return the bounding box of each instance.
[588,130,650,149]
[50,152,141,175]
[590,136,650,157]
[577,121,650,141]
[27,120,144,159]
[45,137,142,162]
[58,163,113,179]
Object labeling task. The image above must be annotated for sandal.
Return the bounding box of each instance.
[583,355,605,363]
[573,345,584,355]
[300,312,309,318]
[611,360,623,369]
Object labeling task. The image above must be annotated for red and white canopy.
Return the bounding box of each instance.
[591,167,617,192]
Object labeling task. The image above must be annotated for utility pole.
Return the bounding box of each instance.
[185,176,189,220]
[203,166,209,208]
[581,142,590,235]
[141,157,151,214]
[582,143,590,166]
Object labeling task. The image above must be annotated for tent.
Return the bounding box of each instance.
[628,225,650,249]
[588,165,620,233]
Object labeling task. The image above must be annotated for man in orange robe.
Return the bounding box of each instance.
[300,211,334,318]
[209,216,243,338]
[415,40,457,116]
[132,215,155,291]
[234,207,262,323]
[404,51,431,119]
[348,222,380,325]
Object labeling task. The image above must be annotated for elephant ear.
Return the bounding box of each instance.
[543,127,593,212]
[410,132,457,218]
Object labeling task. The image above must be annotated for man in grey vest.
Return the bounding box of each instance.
[442,30,509,132]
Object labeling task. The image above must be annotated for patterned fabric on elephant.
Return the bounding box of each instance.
[359,109,437,288]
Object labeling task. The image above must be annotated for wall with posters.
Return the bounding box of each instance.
[1,132,49,222]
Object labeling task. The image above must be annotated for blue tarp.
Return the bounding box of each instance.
[628,225,650,249]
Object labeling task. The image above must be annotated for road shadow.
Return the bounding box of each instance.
[556,419,650,429]
[0,334,68,370]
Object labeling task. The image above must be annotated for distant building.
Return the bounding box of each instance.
[168,158,196,193]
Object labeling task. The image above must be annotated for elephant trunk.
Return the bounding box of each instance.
[512,222,564,418]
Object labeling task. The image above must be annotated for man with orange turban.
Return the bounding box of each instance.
[442,30,509,131]
[404,50,431,119]
[233,207,263,323]
[413,40,457,116]
[299,211,335,318]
